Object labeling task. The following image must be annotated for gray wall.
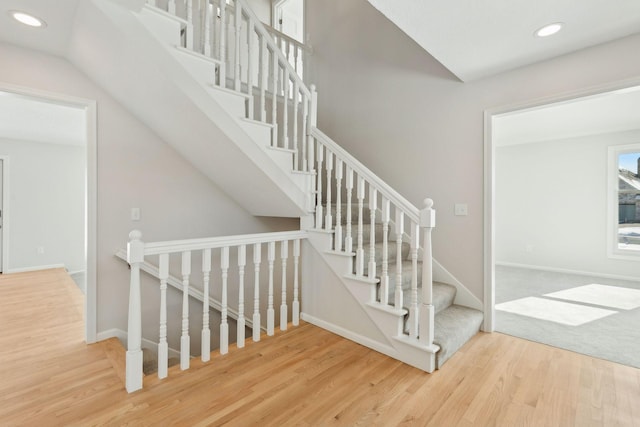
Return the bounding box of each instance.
[0,42,296,337]
[0,138,85,272]
[496,130,640,279]
[306,0,640,299]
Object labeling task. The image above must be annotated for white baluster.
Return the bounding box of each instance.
[368,187,377,280]
[380,198,390,305]
[246,20,254,119]
[203,0,212,57]
[180,250,191,370]
[233,1,242,91]
[158,253,169,378]
[324,151,333,231]
[294,44,299,75]
[419,199,436,346]
[301,92,308,171]
[220,246,229,354]
[237,245,246,348]
[292,80,299,168]
[271,50,278,146]
[186,0,194,50]
[345,167,354,253]
[168,0,176,15]
[285,40,291,69]
[201,249,211,362]
[259,36,266,122]
[409,222,419,339]
[394,210,404,309]
[334,159,343,251]
[307,85,317,175]
[283,69,290,149]
[218,0,226,86]
[126,230,144,393]
[356,176,365,276]
[267,241,275,336]
[280,240,288,331]
[315,143,324,228]
[252,243,261,342]
[292,239,300,326]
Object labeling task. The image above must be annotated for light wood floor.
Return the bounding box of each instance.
[1,269,639,426]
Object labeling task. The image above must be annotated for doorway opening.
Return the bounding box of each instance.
[485,82,640,368]
[0,84,97,343]
[272,0,304,43]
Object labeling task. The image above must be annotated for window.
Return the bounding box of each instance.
[609,144,640,257]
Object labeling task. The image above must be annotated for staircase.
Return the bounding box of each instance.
[106,0,485,392]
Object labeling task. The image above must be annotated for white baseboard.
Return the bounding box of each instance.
[496,261,640,283]
[97,328,181,359]
[433,259,483,310]
[5,263,66,274]
[300,312,397,357]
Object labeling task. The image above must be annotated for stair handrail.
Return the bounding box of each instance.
[263,24,313,54]
[235,0,311,98]
[310,127,419,223]
[126,229,307,393]
[309,126,436,351]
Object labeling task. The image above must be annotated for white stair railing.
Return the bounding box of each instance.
[144,0,316,173]
[309,127,436,349]
[126,229,306,393]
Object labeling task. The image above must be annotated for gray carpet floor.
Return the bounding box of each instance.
[495,265,640,368]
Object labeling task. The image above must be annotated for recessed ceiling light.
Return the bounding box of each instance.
[535,22,563,38]
[9,10,47,28]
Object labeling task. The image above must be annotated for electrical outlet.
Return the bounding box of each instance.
[454,203,468,216]
[37,246,44,255]
[131,208,140,221]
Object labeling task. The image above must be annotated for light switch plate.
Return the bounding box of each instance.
[131,207,140,221]
[454,203,468,216]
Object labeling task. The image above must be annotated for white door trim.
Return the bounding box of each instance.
[0,156,8,273]
[483,76,640,333]
[0,82,98,344]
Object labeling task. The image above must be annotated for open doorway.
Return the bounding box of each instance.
[0,84,97,343]
[485,82,640,368]
[272,0,304,43]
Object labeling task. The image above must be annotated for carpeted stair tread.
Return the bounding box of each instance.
[433,305,484,368]
[360,241,411,268]
[401,282,457,334]
[398,281,457,316]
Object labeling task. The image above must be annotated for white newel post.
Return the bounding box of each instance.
[180,251,191,370]
[126,230,144,393]
[158,253,169,378]
[419,199,436,347]
[292,239,300,326]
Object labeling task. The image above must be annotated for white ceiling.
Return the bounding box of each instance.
[367,0,640,82]
[494,86,640,147]
[0,0,638,147]
[0,92,86,146]
[0,0,80,57]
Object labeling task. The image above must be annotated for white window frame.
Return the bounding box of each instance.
[607,143,640,260]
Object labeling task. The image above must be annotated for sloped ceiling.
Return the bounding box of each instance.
[367,0,640,82]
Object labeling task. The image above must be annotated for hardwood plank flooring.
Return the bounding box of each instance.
[1,269,639,426]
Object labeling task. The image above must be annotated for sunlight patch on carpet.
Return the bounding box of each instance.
[544,284,640,310]
[495,297,617,326]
